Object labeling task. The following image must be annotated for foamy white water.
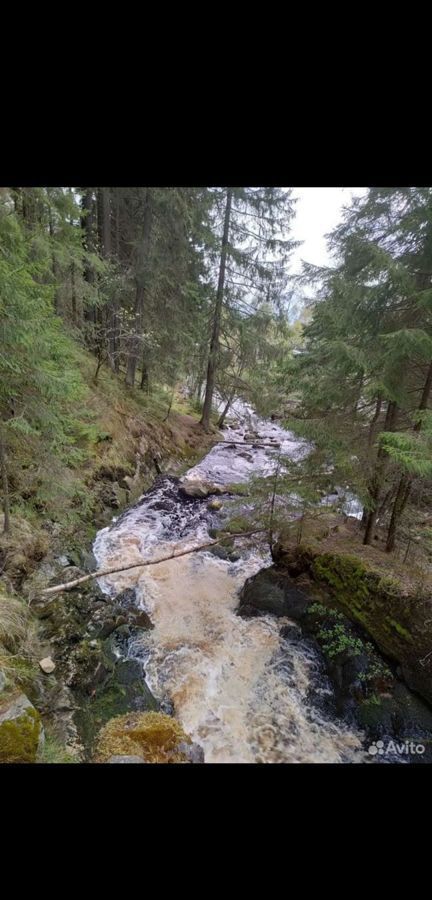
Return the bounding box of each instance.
[93,407,367,763]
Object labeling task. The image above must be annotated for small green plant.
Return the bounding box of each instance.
[38,735,78,764]
[316,623,366,658]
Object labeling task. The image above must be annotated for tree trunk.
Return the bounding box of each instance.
[81,188,96,323]
[140,361,149,392]
[0,427,11,534]
[163,385,176,421]
[385,475,411,553]
[125,190,152,388]
[48,199,61,315]
[71,260,77,325]
[363,400,398,544]
[367,396,382,447]
[200,188,233,430]
[385,359,432,552]
[217,395,233,429]
[97,188,119,371]
[97,188,112,257]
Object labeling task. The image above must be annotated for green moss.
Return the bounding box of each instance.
[0,705,41,763]
[225,483,250,496]
[223,515,253,535]
[389,619,413,641]
[312,553,371,607]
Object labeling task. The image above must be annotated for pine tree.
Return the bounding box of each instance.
[200,188,297,430]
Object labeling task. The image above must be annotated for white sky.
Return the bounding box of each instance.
[289,187,368,273]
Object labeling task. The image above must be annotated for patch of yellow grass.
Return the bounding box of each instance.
[94,711,192,763]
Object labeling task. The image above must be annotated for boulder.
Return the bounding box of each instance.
[0,693,44,763]
[176,741,205,763]
[39,657,56,674]
[238,566,310,619]
[119,475,135,491]
[179,480,224,499]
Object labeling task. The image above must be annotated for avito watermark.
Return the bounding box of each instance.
[368,739,425,757]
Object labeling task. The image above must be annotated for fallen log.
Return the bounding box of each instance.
[41,530,267,596]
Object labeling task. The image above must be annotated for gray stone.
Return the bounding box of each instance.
[56,555,71,567]
[176,741,205,763]
[107,755,146,764]
[179,479,223,499]
[80,550,98,572]
[39,657,56,674]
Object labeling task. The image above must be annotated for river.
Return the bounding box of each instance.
[92,406,367,763]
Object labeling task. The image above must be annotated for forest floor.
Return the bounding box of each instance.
[277,511,432,597]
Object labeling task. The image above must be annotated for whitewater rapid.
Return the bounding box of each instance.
[93,407,367,763]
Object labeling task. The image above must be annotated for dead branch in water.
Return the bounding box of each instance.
[41,530,267,596]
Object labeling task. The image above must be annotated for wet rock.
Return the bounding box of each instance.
[176,741,205,763]
[280,623,302,641]
[243,432,259,443]
[0,693,44,763]
[115,588,137,609]
[238,567,310,619]
[228,551,241,563]
[159,698,175,716]
[39,657,56,674]
[207,499,223,511]
[209,544,230,561]
[95,614,129,640]
[179,479,224,499]
[130,610,154,630]
[80,550,98,573]
[108,755,146,763]
[115,659,144,686]
[357,684,432,761]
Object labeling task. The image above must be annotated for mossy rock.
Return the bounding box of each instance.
[73,661,159,757]
[94,711,192,763]
[0,693,44,763]
[269,543,432,707]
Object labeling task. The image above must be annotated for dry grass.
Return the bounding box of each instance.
[0,585,40,689]
[94,711,192,763]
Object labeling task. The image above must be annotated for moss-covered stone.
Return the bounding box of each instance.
[0,693,43,763]
[270,542,432,706]
[94,711,193,763]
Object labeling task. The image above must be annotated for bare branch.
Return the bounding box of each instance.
[41,530,266,596]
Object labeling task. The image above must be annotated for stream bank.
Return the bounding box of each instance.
[1,398,218,762]
[239,540,432,762]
